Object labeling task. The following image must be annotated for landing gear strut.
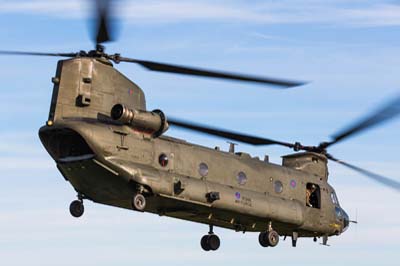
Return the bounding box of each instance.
[69,195,84,218]
[292,232,298,247]
[200,225,220,251]
[259,222,279,247]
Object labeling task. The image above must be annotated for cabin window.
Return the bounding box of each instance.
[274,180,283,193]
[237,171,247,185]
[198,162,209,177]
[306,183,321,209]
[158,153,169,167]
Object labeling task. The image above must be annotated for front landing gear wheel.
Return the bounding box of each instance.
[200,234,220,251]
[259,230,279,247]
[258,232,269,247]
[132,193,146,211]
[69,200,84,218]
[267,230,279,247]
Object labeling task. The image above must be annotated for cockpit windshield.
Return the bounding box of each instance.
[335,206,343,220]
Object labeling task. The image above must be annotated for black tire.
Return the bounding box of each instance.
[132,193,146,211]
[201,235,210,251]
[207,234,220,251]
[69,200,84,218]
[267,230,279,247]
[258,232,269,247]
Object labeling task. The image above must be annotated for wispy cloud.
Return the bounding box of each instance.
[0,0,85,18]
[342,3,400,26]
[1,0,400,27]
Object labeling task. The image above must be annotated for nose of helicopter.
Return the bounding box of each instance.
[342,209,350,232]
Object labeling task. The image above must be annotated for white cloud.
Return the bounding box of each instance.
[120,1,274,24]
[1,0,400,27]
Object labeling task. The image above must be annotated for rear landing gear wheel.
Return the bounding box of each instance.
[200,225,220,251]
[200,234,220,251]
[132,193,146,211]
[201,235,211,251]
[207,234,220,251]
[69,200,84,218]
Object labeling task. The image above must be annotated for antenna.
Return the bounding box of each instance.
[227,141,237,153]
[350,208,358,224]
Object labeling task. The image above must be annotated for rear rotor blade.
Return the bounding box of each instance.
[114,56,306,88]
[0,50,77,58]
[323,94,400,149]
[168,117,296,147]
[94,0,113,45]
[327,154,400,192]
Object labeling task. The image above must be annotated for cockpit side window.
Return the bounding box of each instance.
[330,191,339,205]
[306,183,321,209]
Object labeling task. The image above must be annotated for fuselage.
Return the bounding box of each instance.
[39,57,349,240]
[39,118,348,237]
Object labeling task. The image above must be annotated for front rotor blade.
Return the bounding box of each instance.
[115,56,306,88]
[0,50,77,58]
[327,154,400,192]
[94,0,113,44]
[324,94,400,149]
[168,118,296,147]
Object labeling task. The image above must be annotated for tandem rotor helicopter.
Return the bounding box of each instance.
[2,0,400,251]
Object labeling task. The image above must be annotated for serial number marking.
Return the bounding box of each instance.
[235,196,252,207]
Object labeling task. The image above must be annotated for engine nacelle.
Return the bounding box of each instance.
[111,104,168,137]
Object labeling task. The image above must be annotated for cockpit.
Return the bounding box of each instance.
[331,190,350,233]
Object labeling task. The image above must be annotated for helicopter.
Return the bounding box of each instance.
[1,0,400,252]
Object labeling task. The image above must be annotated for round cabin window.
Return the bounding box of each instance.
[274,180,283,193]
[198,162,209,177]
[158,153,168,167]
[237,171,247,185]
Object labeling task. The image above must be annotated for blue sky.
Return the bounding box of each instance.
[0,1,399,265]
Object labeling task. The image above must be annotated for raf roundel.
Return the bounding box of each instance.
[235,192,241,200]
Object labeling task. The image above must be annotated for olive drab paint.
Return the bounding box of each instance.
[39,57,349,249]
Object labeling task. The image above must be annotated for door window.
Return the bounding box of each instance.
[306,183,321,209]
